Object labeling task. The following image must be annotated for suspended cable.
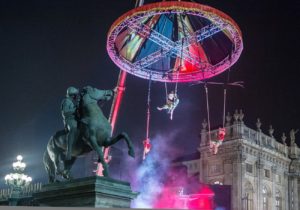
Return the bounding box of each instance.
[223,88,227,128]
[135,0,144,8]
[222,45,234,127]
[146,75,152,140]
[164,81,168,103]
[143,74,152,160]
[204,83,212,148]
[175,31,184,95]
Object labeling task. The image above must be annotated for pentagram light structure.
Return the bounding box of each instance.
[107,1,243,83]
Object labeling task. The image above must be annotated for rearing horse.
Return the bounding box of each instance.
[43,86,135,182]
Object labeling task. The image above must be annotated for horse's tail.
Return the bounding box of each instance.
[43,137,56,183]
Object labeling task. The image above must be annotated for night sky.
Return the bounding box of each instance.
[0,0,299,187]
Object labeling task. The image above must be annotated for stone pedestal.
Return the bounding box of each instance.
[33,176,138,208]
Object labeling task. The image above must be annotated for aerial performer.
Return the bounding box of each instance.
[142,138,152,160]
[210,127,226,155]
[157,90,179,120]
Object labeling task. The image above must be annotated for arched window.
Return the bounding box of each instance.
[244,181,254,210]
[275,190,282,210]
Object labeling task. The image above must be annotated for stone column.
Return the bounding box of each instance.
[231,148,244,210]
[255,159,264,210]
[202,156,208,184]
[240,154,247,210]
[288,175,294,210]
[232,158,239,210]
[287,173,300,210]
[271,166,277,210]
[224,158,233,185]
[254,122,263,210]
[284,172,289,210]
[292,176,299,210]
[198,154,204,183]
[288,157,300,210]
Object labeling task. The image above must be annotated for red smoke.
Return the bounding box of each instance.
[152,167,215,209]
[153,185,214,209]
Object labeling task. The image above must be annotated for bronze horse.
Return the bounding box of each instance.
[43,86,135,183]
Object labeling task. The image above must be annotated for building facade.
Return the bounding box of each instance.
[181,111,300,210]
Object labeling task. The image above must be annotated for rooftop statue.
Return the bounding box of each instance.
[290,129,298,146]
[43,86,135,183]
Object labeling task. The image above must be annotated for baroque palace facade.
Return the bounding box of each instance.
[179,110,300,210]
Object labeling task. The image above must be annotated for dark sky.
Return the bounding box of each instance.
[0,0,299,186]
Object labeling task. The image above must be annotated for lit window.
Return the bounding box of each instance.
[213,181,223,185]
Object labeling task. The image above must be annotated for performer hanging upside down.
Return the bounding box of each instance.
[157,91,179,120]
[210,127,226,155]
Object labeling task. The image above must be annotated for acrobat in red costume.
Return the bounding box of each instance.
[143,138,152,160]
[210,127,226,155]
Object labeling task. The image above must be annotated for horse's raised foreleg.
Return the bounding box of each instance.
[89,134,109,177]
[104,132,135,158]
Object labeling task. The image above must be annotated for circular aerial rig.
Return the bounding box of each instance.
[107,1,243,83]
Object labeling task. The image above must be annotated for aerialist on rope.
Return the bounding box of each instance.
[142,138,152,160]
[157,90,180,120]
[210,127,226,155]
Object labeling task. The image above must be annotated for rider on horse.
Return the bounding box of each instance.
[45,86,135,182]
[61,86,80,160]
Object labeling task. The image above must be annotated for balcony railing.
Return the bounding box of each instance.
[0,182,42,200]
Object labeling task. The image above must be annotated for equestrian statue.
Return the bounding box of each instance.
[43,86,135,183]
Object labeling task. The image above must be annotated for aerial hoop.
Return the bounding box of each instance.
[107,1,243,83]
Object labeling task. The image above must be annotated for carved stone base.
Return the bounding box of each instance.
[33,176,138,208]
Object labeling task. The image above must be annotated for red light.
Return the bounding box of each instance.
[153,185,214,209]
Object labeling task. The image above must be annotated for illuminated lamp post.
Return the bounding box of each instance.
[4,155,32,206]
